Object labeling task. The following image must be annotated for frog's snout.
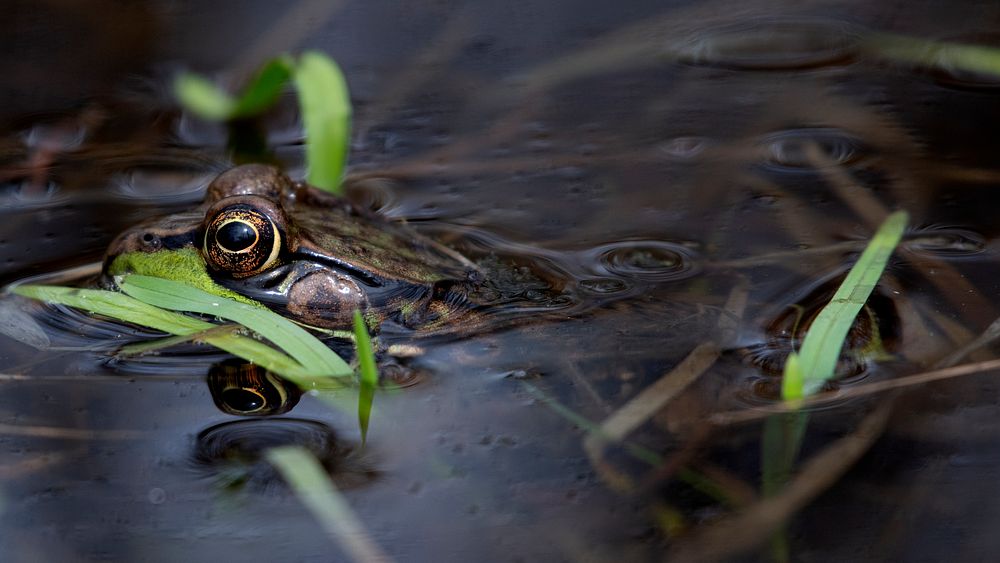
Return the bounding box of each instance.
[102,227,156,276]
[100,220,199,286]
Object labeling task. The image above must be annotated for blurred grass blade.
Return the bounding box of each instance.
[118,275,351,377]
[11,285,312,378]
[175,56,294,121]
[353,310,378,445]
[865,32,1000,77]
[293,51,352,193]
[267,446,392,563]
[787,211,908,397]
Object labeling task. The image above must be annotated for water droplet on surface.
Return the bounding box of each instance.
[147,487,166,504]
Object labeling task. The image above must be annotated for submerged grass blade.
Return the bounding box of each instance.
[174,56,295,121]
[522,382,743,506]
[353,310,378,445]
[293,51,352,193]
[118,275,351,377]
[11,285,312,378]
[266,446,392,563]
[788,211,908,397]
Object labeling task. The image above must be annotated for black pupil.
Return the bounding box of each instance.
[221,388,265,412]
[217,221,256,252]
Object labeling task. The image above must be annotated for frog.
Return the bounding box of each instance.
[102,163,560,336]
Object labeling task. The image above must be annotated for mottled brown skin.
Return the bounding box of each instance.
[104,164,477,331]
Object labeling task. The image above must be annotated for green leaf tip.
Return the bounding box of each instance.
[293,51,352,193]
[353,309,378,445]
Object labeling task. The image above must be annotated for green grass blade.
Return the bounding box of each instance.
[118,275,352,377]
[864,32,1000,77]
[266,446,391,563]
[175,56,295,121]
[14,285,209,333]
[353,309,378,445]
[293,51,352,193]
[12,285,312,378]
[787,211,908,397]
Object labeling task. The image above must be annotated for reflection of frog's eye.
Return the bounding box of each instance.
[203,205,282,277]
[207,360,301,416]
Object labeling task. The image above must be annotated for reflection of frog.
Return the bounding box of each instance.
[207,360,302,416]
[103,164,560,334]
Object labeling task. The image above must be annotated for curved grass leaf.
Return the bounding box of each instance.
[353,310,378,445]
[10,285,310,378]
[118,275,351,377]
[293,51,352,193]
[784,211,908,397]
[174,56,295,121]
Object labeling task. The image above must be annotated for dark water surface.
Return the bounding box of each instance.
[5,1,1000,561]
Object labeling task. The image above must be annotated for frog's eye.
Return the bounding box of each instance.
[203,205,282,277]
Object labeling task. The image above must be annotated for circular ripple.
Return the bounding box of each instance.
[759,127,866,171]
[343,177,400,215]
[191,418,372,491]
[676,19,859,71]
[587,240,700,282]
[903,227,986,257]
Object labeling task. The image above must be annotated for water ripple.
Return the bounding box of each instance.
[585,240,700,282]
[676,18,859,71]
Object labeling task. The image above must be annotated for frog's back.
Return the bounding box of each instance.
[290,203,471,286]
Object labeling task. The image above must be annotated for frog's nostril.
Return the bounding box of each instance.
[140,232,161,250]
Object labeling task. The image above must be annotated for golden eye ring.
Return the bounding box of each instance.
[203,205,283,277]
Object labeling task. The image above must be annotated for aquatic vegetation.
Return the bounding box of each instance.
[175,51,351,193]
[266,446,390,562]
[781,210,908,399]
[12,278,351,381]
[353,310,378,445]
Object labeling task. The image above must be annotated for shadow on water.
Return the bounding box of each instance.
[5,0,1000,561]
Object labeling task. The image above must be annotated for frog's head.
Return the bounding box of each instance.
[103,164,470,330]
[103,164,369,328]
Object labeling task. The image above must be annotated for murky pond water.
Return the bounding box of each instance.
[5,1,1000,561]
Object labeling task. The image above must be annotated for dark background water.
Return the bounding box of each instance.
[4,1,1000,561]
